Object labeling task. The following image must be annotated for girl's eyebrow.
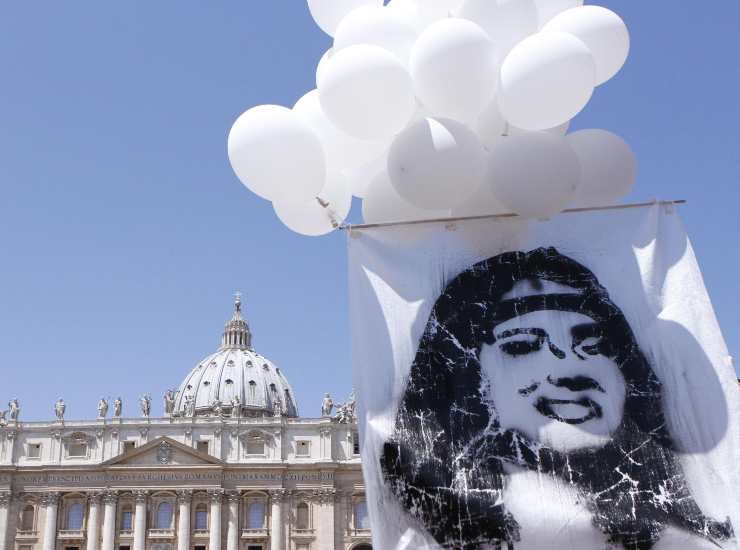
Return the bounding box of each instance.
[495,327,547,340]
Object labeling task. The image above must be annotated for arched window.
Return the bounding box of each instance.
[20,505,35,531]
[246,501,265,529]
[66,502,84,530]
[248,380,257,401]
[354,500,370,530]
[156,501,173,529]
[295,502,309,530]
[194,503,208,531]
[120,505,133,531]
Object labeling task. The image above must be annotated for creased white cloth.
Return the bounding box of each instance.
[349,204,740,550]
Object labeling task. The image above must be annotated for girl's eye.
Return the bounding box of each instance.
[576,337,602,356]
[499,338,542,357]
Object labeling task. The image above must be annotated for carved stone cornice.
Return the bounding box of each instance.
[176,490,192,504]
[133,490,149,504]
[226,491,241,504]
[207,489,224,504]
[102,491,119,505]
[0,491,11,507]
[269,489,289,503]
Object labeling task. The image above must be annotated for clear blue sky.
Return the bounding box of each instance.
[1,2,738,421]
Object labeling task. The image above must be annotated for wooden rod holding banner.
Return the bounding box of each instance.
[338,199,687,231]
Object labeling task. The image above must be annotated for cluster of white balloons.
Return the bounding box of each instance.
[228,0,636,236]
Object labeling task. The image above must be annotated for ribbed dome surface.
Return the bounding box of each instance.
[172,295,298,418]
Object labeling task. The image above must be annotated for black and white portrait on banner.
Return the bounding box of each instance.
[380,247,735,549]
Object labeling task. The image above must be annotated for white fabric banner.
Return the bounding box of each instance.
[349,204,740,550]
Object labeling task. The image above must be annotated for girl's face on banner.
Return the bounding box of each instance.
[480,310,627,451]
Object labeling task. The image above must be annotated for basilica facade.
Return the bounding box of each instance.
[0,297,372,550]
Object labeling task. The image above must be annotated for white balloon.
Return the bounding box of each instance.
[227,105,326,202]
[476,100,570,152]
[387,0,462,31]
[450,180,508,217]
[534,0,583,28]
[498,32,596,130]
[307,0,383,37]
[543,6,630,85]
[410,19,499,122]
[363,171,447,223]
[487,132,581,218]
[318,44,416,140]
[510,120,570,137]
[567,129,636,207]
[388,117,485,210]
[346,153,388,198]
[475,100,507,152]
[293,90,387,178]
[334,6,418,66]
[458,0,539,54]
[273,174,352,236]
[315,47,334,88]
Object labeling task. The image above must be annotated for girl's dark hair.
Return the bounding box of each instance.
[381,247,733,549]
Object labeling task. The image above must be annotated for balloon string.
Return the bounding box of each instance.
[316,196,340,228]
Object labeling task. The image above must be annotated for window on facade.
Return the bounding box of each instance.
[119,546,131,550]
[68,442,87,458]
[19,545,32,550]
[156,502,173,529]
[123,441,136,453]
[194,504,208,531]
[352,431,361,456]
[248,381,257,401]
[20,505,35,531]
[354,501,370,530]
[295,503,309,530]
[27,443,41,459]
[296,441,310,457]
[66,503,84,530]
[246,501,265,529]
[247,546,263,550]
[246,435,264,456]
[295,545,309,550]
[120,506,133,531]
[196,441,209,454]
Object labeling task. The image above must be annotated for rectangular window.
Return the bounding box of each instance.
[247,546,263,550]
[296,545,309,550]
[194,546,207,550]
[296,441,310,457]
[121,510,133,531]
[68,443,87,458]
[20,545,33,550]
[123,441,136,453]
[246,436,264,456]
[119,546,131,550]
[27,444,41,458]
[352,431,360,455]
[196,441,209,454]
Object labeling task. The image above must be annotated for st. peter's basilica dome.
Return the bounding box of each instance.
[172,294,299,418]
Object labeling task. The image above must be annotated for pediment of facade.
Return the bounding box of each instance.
[103,436,223,467]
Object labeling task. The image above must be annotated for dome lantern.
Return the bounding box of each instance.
[220,292,252,350]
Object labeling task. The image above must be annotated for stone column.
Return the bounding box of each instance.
[42,492,60,550]
[176,491,192,550]
[133,491,148,550]
[86,492,102,550]
[316,489,335,550]
[208,490,223,550]
[101,492,118,550]
[225,492,239,550]
[269,490,287,550]
[0,491,11,550]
